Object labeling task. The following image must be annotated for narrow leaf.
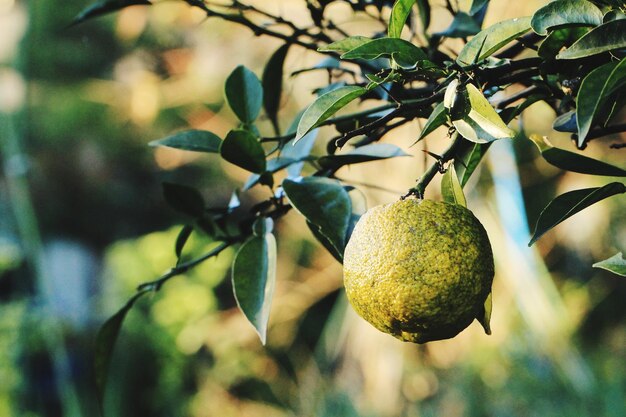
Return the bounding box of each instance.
[318,144,409,169]
[175,225,194,259]
[232,233,276,344]
[282,177,352,254]
[220,129,266,174]
[282,112,319,178]
[538,27,589,59]
[262,44,291,134]
[530,0,603,36]
[320,36,371,53]
[416,0,431,32]
[457,16,532,66]
[295,86,367,141]
[577,58,626,146]
[557,19,626,59]
[592,252,626,277]
[477,292,492,334]
[530,134,626,176]
[95,290,148,406]
[414,102,447,144]
[225,65,263,124]
[389,0,417,38]
[71,0,151,26]
[162,182,205,217]
[149,130,222,153]
[529,182,626,245]
[441,164,467,207]
[341,38,428,67]
[454,140,492,187]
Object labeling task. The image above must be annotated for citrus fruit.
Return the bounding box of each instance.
[343,199,494,343]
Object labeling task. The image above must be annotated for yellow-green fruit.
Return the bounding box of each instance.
[343,199,494,343]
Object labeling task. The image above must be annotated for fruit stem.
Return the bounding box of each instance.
[407,133,462,199]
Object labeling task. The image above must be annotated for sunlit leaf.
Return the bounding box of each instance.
[469,0,490,16]
[162,182,205,217]
[263,44,291,134]
[95,290,148,407]
[282,177,352,254]
[530,0,603,36]
[441,164,467,207]
[389,0,416,38]
[538,27,589,59]
[71,0,151,26]
[341,38,428,67]
[530,134,626,176]
[232,230,276,344]
[592,252,626,277]
[320,36,371,53]
[454,140,492,187]
[529,182,626,245]
[557,19,626,59]
[413,102,447,144]
[220,130,266,174]
[576,58,626,146]
[319,144,409,169]
[149,130,222,153]
[225,65,263,124]
[295,86,367,141]
[457,16,531,66]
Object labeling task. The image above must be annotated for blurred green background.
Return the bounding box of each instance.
[0,1,624,416]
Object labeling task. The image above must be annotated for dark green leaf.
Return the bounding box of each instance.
[454,140,492,187]
[71,0,151,26]
[232,233,276,344]
[341,38,429,67]
[319,36,371,53]
[307,221,344,262]
[538,27,589,59]
[416,0,431,32]
[318,144,409,169]
[95,290,148,407]
[592,252,626,276]
[530,0,603,36]
[220,129,266,174]
[469,0,490,16]
[295,86,367,141]
[225,65,263,124]
[162,182,205,217]
[282,177,352,254]
[262,44,291,134]
[282,112,319,178]
[553,110,578,132]
[457,16,531,66]
[434,12,482,38]
[530,134,626,176]
[604,10,626,23]
[529,182,626,245]
[577,58,626,146]
[149,130,222,153]
[175,225,194,260]
[441,164,467,206]
[389,0,417,38]
[414,102,447,144]
[557,19,626,59]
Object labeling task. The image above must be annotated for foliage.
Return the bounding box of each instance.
[70,0,626,406]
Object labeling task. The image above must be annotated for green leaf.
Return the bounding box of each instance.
[553,110,578,133]
[477,292,492,334]
[469,0,489,16]
[538,27,590,59]
[232,232,277,344]
[318,144,409,169]
[454,140,492,187]
[319,36,371,53]
[225,65,263,124]
[282,112,319,178]
[220,129,266,174]
[530,0,603,36]
[175,225,193,260]
[295,86,367,141]
[457,16,532,66]
[162,182,205,217]
[416,0,431,32]
[341,38,429,67]
[592,252,626,277]
[414,102,447,144]
[576,58,626,146]
[529,182,626,246]
[557,19,626,59]
[389,0,417,38]
[434,12,482,38]
[149,130,222,153]
[71,0,151,26]
[282,177,352,255]
[262,44,291,134]
[441,164,467,207]
[95,290,148,407]
[445,81,515,143]
[530,134,626,176]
